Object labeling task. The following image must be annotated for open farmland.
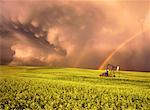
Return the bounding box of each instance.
[0,66,150,110]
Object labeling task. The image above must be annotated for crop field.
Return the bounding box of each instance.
[0,66,150,110]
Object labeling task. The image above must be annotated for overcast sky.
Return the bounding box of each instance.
[0,0,150,71]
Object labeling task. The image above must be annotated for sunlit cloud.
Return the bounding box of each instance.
[0,0,150,71]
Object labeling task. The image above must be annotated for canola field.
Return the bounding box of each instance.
[0,66,150,110]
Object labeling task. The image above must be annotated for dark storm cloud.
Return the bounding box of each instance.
[0,0,150,71]
[0,36,15,65]
[0,0,104,66]
[0,23,16,64]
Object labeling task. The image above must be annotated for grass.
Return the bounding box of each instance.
[0,66,150,110]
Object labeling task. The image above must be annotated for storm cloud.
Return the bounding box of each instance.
[0,0,150,71]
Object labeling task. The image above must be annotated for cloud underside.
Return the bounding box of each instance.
[0,0,150,71]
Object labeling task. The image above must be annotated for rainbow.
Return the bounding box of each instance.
[99,29,149,70]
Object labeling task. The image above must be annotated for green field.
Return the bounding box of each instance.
[0,66,150,110]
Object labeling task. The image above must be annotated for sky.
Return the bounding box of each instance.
[0,0,150,71]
